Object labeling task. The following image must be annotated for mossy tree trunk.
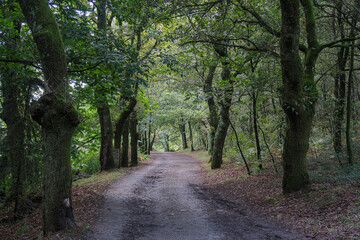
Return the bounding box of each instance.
[120,120,130,167]
[0,7,26,219]
[345,6,358,164]
[17,0,79,235]
[114,91,137,158]
[203,65,218,155]
[1,68,26,220]
[97,99,115,170]
[188,121,195,151]
[346,44,354,164]
[280,0,320,193]
[114,26,140,158]
[332,1,348,155]
[179,122,188,149]
[96,0,115,171]
[130,111,138,166]
[211,45,233,169]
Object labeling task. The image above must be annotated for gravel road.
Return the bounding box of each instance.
[89,152,306,240]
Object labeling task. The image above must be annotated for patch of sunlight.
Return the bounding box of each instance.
[73,169,126,187]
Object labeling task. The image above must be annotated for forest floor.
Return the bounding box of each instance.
[1,149,360,239]
[183,149,360,240]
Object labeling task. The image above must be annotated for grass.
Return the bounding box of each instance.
[73,169,127,187]
[14,223,30,238]
[178,148,211,162]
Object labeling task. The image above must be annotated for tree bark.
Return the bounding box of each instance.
[95,0,115,171]
[346,44,355,164]
[333,1,348,155]
[143,131,148,154]
[147,113,151,154]
[120,120,130,167]
[97,100,115,170]
[252,91,262,169]
[229,120,251,175]
[179,123,188,149]
[188,121,195,151]
[150,130,157,151]
[280,0,320,193]
[333,46,348,155]
[0,8,26,220]
[203,65,218,154]
[211,45,233,169]
[114,96,137,151]
[130,112,138,166]
[345,3,359,164]
[18,0,80,234]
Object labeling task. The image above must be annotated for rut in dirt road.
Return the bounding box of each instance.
[89,152,306,240]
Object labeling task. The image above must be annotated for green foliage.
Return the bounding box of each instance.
[14,223,30,237]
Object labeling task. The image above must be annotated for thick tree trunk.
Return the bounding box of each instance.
[130,112,138,166]
[203,65,218,154]
[32,94,79,233]
[280,0,319,193]
[164,134,170,152]
[188,121,195,151]
[211,45,232,169]
[96,0,115,171]
[114,97,137,151]
[18,0,80,234]
[120,120,130,167]
[97,102,115,170]
[179,123,188,149]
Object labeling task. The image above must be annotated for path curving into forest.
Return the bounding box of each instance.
[89,152,306,240]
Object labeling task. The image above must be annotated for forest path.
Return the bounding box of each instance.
[89,152,305,240]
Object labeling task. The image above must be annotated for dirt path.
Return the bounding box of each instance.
[89,152,306,240]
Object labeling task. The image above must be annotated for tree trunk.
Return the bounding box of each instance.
[0,10,26,220]
[346,44,355,164]
[211,45,233,169]
[150,131,157,151]
[130,112,138,166]
[147,113,151,154]
[114,96,137,152]
[333,46,348,155]
[165,134,170,152]
[203,65,218,154]
[188,121,195,151]
[333,1,348,155]
[18,0,80,234]
[143,131,148,154]
[252,91,262,169]
[229,120,251,175]
[120,120,129,167]
[179,123,188,149]
[97,101,115,170]
[345,4,359,164]
[280,0,320,193]
[96,0,115,171]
